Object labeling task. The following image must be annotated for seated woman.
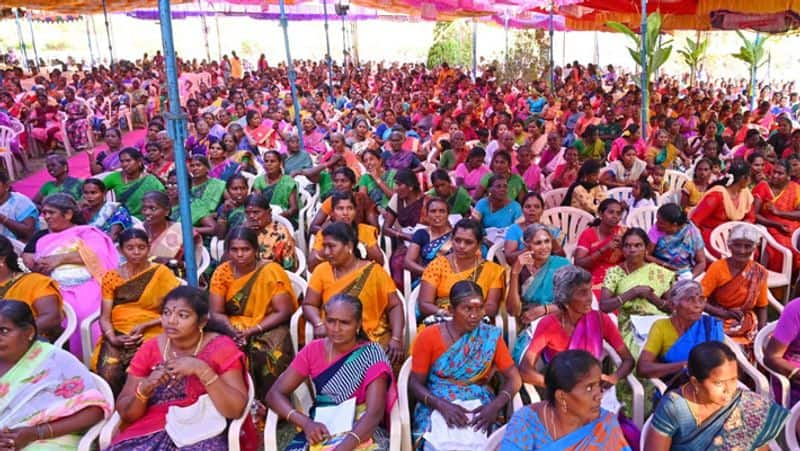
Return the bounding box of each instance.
[185,156,226,236]
[102,147,165,220]
[507,224,571,358]
[0,171,38,242]
[562,159,607,215]
[267,294,396,450]
[574,199,626,294]
[600,145,647,188]
[34,154,83,204]
[410,281,521,448]
[700,224,768,347]
[501,350,632,451]
[0,300,111,449]
[358,149,396,209]
[23,194,119,358]
[764,296,800,405]
[144,142,174,183]
[309,191,384,271]
[207,140,242,182]
[637,279,724,381]
[404,198,452,289]
[504,192,563,263]
[689,160,753,248]
[81,178,133,242]
[518,265,634,387]
[304,222,404,365]
[140,191,202,276]
[241,193,297,271]
[473,175,523,232]
[209,227,297,402]
[384,169,427,288]
[645,129,680,169]
[214,174,249,238]
[252,150,299,222]
[311,167,379,234]
[95,229,180,394]
[0,236,62,341]
[680,158,713,210]
[752,159,800,272]
[418,219,505,320]
[550,146,581,189]
[427,169,472,217]
[454,147,491,198]
[646,342,788,450]
[107,286,251,450]
[648,203,706,279]
[599,228,675,356]
[473,151,527,203]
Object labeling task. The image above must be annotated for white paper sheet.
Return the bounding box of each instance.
[423,399,488,451]
[313,397,355,436]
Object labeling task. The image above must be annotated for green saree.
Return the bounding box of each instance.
[105,172,165,220]
[252,174,297,210]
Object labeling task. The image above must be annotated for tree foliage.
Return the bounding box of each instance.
[677,35,708,85]
[498,29,549,83]
[426,21,473,69]
[607,12,672,82]
[731,30,769,100]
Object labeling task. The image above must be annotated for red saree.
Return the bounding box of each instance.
[752,180,800,271]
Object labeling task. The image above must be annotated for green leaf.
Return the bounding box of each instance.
[607,21,640,44]
[627,47,642,67]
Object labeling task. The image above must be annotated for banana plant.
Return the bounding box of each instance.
[607,12,673,84]
[731,30,769,104]
[677,35,709,86]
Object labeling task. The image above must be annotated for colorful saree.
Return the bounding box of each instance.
[85,202,133,234]
[576,226,626,295]
[210,261,297,400]
[359,171,396,208]
[649,222,705,274]
[412,324,502,446]
[703,259,768,345]
[208,159,242,182]
[0,272,62,340]
[421,256,506,311]
[651,389,787,451]
[252,174,297,211]
[500,407,632,451]
[188,178,226,225]
[752,180,800,271]
[287,341,395,451]
[108,335,248,450]
[661,316,725,364]
[0,342,112,450]
[64,100,90,149]
[149,221,196,260]
[38,176,84,201]
[106,172,165,220]
[255,221,297,271]
[34,225,119,358]
[94,264,180,393]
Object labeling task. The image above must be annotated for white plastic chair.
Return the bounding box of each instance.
[78,373,115,451]
[664,169,689,193]
[197,246,211,276]
[540,207,594,258]
[754,322,791,408]
[486,241,509,268]
[792,227,800,254]
[209,236,225,261]
[625,205,659,231]
[657,190,680,206]
[786,400,800,450]
[709,221,793,303]
[0,125,19,180]
[485,425,506,451]
[293,246,307,278]
[639,415,654,451]
[406,285,419,346]
[241,171,256,190]
[541,187,568,209]
[131,216,145,230]
[272,212,296,237]
[607,187,633,206]
[54,302,77,350]
[397,357,414,451]
[80,308,100,366]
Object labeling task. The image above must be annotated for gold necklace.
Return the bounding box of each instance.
[163,332,204,359]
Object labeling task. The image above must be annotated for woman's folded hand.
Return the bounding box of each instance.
[434,399,470,429]
[303,420,331,445]
[469,401,502,433]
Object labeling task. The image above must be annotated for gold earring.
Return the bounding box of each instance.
[561,400,567,413]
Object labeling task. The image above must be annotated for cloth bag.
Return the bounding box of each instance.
[165,394,227,447]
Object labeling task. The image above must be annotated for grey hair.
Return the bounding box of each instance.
[667,279,702,302]
[552,265,592,306]
[728,224,759,244]
[523,223,552,244]
[43,193,83,224]
[285,133,299,142]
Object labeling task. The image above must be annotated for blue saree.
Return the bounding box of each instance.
[662,315,724,364]
[500,407,632,451]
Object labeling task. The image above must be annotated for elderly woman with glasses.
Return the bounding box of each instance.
[700,224,769,347]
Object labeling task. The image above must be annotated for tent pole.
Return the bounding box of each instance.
[214,12,222,60]
[322,0,335,103]
[26,13,40,72]
[593,31,599,65]
[102,0,115,66]
[278,0,306,151]
[548,1,554,93]
[640,0,648,141]
[13,9,29,73]
[472,19,477,82]
[750,32,760,111]
[504,14,509,73]
[341,13,347,76]
[198,0,211,62]
[157,0,198,286]
[85,16,96,68]
[91,16,102,63]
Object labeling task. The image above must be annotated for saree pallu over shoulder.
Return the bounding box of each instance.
[114,174,165,219]
[500,407,632,451]
[109,264,180,334]
[189,178,226,225]
[34,225,119,285]
[662,315,725,364]
[0,272,63,312]
[710,260,767,343]
[222,262,298,330]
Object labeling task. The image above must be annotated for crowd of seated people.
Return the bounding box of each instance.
[1,53,800,450]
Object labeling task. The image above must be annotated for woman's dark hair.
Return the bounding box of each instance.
[394,169,420,192]
[83,178,107,192]
[225,226,259,252]
[563,159,603,207]
[450,280,484,308]
[104,128,122,139]
[453,218,485,242]
[430,169,451,184]
[491,150,511,165]
[426,197,449,212]
[0,236,23,272]
[709,159,751,189]
[226,174,248,190]
[332,166,357,186]
[160,286,231,334]
[263,150,283,167]
[245,110,260,124]
[321,221,360,257]
[42,193,86,225]
[119,147,143,162]
[486,174,507,191]
[544,349,600,405]
[243,193,271,210]
[746,151,765,165]
[144,142,160,153]
[622,227,650,247]
[118,228,150,246]
[688,341,737,382]
[330,190,357,219]
[522,191,545,207]
[46,153,69,168]
[624,124,640,136]
[658,203,688,225]
[362,148,382,162]
[190,155,211,169]
[621,145,637,157]
[773,159,791,174]
[589,198,623,227]
[324,294,368,341]
[467,147,486,160]
[634,179,656,202]
[142,190,170,209]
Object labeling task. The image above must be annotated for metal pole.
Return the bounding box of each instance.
[750,32,760,110]
[593,31,599,65]
[85,16,96,68]
[158,0,198,285]
[341,14,347,75]
[101,0,114,65]
[13,9,29,73]
[640,0,648,140]
[472,19,477,81]
[548,1,554,93]
[26,13,40,72]
[214,12,222,60]
[278,0,306,151]
[91,16,102,63]
[504,14,509,73]
[322,0,335,103]
[198,0,211,62]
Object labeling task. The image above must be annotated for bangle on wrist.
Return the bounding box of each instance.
[135,382,150,402]
[345,431,362,444]
[314,322,324,328]
[391,336,401,343]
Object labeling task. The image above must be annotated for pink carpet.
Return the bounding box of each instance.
[13,130,147,198]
